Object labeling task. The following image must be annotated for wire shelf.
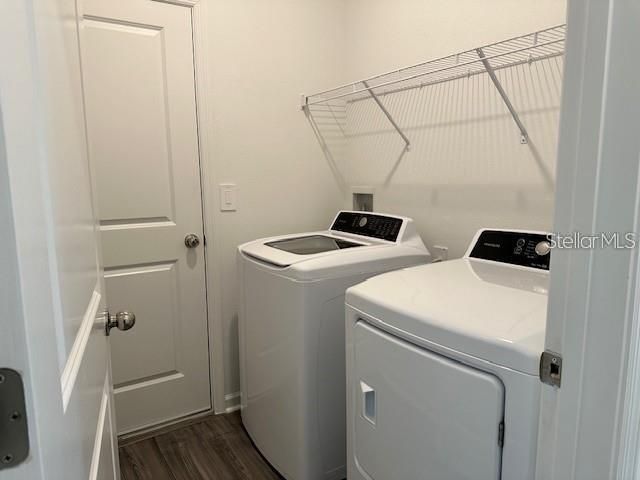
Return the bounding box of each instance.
[306,24,566,106]
[303,24,566,146]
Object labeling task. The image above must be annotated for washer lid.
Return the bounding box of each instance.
[265,235,363,255]
[346,258,549,375]
[239,231,374,268]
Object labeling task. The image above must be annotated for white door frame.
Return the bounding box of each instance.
[191,0,228,416]
[536,0,640,477]
[150,0,226,415]
[619,259,640,478]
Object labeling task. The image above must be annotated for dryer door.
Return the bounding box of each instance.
[352,321,504,480]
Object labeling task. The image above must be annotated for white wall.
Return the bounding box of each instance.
[206,0,568,400]
[205,0,347,398]
[339,0,567,258]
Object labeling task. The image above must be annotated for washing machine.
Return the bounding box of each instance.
[238,211,431,480]
[345,229,551,480]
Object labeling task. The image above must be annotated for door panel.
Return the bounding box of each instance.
[38,0,100,370]
[0,0,119,476]
[106,264,179,385]
[81,0,211,434]
[352,321,504,480]
[92,377,120,480]
[83,18,174,223]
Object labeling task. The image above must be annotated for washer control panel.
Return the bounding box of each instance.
[469,230,550,270]
[331,212,403,242]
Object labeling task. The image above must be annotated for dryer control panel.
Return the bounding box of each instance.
[469,230,550,270]
[331,212,403,242]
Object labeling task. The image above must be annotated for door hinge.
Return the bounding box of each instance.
[0,369,29,470]
[540,350,562,387]
[498,421,505,447]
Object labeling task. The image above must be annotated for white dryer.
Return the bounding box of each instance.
[238,211,431,480]
[345,229,551,480]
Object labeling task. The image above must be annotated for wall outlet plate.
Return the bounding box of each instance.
[432,245,449,262]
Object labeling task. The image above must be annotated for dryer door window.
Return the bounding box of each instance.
[352,321,504,480]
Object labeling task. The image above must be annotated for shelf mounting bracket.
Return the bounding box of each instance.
[476,47,529,144]
[362,80,411,151]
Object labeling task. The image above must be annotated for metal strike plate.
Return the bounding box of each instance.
[540,350,562,387]
[0,369,29,469]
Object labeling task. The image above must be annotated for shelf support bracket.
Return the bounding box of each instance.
[362,80,411,151]
[476,48,529,144]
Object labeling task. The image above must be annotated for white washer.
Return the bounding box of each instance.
[345,229,551,480]
[238,211,431,480]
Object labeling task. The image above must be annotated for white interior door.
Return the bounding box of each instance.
[80,0,211,434]
[0,0,120,479]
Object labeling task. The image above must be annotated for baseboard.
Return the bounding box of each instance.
[118,408,213,446]
[118,395,241,445]
[225,392,241,413]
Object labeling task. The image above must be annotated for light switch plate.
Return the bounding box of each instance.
[219,183,237,211]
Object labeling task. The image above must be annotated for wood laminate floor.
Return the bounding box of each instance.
[119,412,282,480]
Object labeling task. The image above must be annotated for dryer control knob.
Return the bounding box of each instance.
[535,241,551,256]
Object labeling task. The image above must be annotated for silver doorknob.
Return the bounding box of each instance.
[184,234,201,248]
[105,311,136,336]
